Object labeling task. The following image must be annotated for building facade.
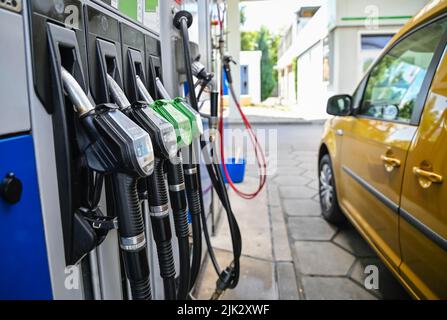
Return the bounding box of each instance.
[277,0,430,119]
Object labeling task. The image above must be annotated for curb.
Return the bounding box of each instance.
[227,119,327,125]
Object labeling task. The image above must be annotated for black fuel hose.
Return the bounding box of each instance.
[201,139,242,289]
[166,156,191,300]
[110,173,152,300]
[146,158,177,300]
[183,162,203,291]
[174,11,242,297]
[174,11,207,293]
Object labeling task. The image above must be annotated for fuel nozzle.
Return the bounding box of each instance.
[136,75,155,104]
[107,73,131,109]
[191,60,214,87]
[211,266,236,300]
[61,67,154,300]
[106,73,178,160]
[188,60,218,139]
[222,55,237,85]
[155,78,204,141]
[61,67,94,115]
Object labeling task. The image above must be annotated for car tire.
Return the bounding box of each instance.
[319,154,345,225]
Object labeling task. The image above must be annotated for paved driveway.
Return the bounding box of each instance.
[196,123,409,300]
[266,123,409,300]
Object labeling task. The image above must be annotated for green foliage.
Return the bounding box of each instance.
[240,25,279,101]
[269,33,280,90]
[257,27,277,101]
[293,57,298,101]
[241,31,258,51]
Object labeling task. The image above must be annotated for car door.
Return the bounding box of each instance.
[338,18,447,271]
[399,40,447,299]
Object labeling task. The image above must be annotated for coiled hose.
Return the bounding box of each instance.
[167,157,191,300]
[110,173,152,300]
[146,158,177,300]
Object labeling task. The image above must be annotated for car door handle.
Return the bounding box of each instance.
[336,129,344,136]
[413,167,443,189]
[381,155,401,172]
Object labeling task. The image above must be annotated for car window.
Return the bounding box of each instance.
[359,19,447,123]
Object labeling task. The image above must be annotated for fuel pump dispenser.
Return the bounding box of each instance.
[60,67,154,300]
[1,0,244,301]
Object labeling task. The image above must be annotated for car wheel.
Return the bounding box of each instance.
[319,154,345,225]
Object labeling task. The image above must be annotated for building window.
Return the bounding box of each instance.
[241,65,249,95]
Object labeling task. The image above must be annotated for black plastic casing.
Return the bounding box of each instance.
[123,102,175,160]
[80,104,154,178]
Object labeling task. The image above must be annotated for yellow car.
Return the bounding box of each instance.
[319,1,447,300]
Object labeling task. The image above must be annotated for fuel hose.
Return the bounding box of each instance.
[110,173,152,300]
[166,156,191,300]
[173,11,242,298]
[146,157,177,300]
[135,74,191,300]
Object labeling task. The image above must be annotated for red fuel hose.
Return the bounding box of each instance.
[215,1,267,199]
[219,72,267,200]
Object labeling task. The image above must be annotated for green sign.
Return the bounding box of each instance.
[341,15,412,21]
[119,0,138,20]
[145,0,158,12]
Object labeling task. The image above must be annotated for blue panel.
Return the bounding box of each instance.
[0,135,53,300]
[223,67,229,96]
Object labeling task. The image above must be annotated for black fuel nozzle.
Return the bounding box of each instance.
[191,60,214,86]
[61,67,154,300]
[211,267,236,300]
[223,55,237,85]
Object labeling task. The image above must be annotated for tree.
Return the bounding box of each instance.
[257,27,276,101]
[241,31,258,51]
[269,33,280,91]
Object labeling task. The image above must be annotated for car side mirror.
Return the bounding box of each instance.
[327,95,353,116]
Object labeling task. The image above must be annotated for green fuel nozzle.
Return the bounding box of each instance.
[154,77,203,140]
[170,97,203,139]
[151,99,192,149]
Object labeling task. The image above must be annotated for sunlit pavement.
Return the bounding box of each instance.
[196,123,410,300]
